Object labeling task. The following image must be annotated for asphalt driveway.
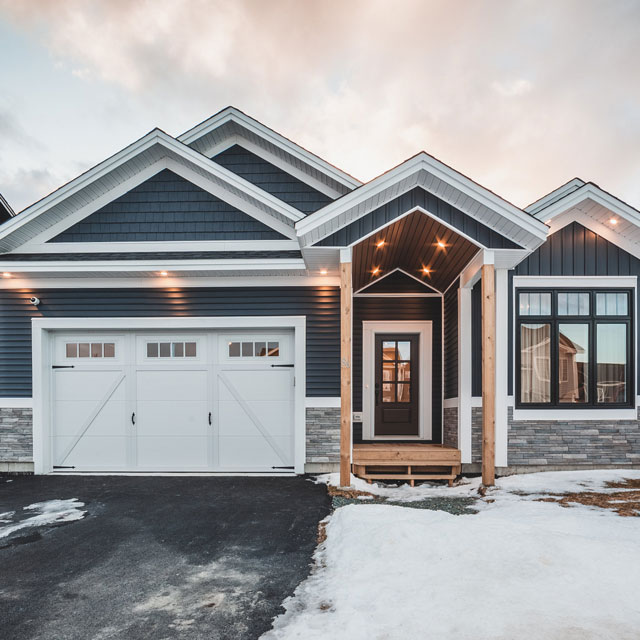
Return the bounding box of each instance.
[0,475,331,640]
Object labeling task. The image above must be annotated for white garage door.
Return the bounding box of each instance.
[50,330,295,473]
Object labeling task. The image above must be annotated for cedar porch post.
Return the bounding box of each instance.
[481,263,496,486]
[339,255,353,487]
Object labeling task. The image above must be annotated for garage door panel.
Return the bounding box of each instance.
[54,370,126,402]
[218,370,292,402]
[136,401,209,437]
[53,435,128,469]
[218,400,293,437]
[136,437,209,469]
[53,400,128,437]
[217,436,293,470]
[136,369,208,401]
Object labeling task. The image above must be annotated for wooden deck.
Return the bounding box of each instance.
[352,443,462,487]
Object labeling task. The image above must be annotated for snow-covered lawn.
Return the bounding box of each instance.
[263,470,640,640]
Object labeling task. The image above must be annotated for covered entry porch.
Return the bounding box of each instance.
[296,151,549,487]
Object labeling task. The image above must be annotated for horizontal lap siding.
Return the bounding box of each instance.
[316,187,521,248]
[49,169,286,242]
[511,221,640,394]
[0,287,340,397]
[213,145,333,214]
[352,296,442,443]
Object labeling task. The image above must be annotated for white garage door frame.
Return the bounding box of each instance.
[32,316,306,475]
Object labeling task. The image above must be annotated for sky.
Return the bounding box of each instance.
[0,0,639,213]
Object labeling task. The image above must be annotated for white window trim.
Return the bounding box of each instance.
[361,320,432,441]
[511,275,638,420]
[31,316,306,475]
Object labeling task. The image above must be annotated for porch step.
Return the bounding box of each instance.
[352,444,462,487]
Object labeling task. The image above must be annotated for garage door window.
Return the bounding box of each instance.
[228,340,279,358]
[66,342,115,358]
[146,341,197,358]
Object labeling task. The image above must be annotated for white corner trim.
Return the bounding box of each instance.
[470,396,483,407]
[495,268,509,467]
[457,286,472,463]
[305,397,340,408]
[443,397,459,409]
[340,247,352,263]
[361,320,432,440]
[0,398,33,408]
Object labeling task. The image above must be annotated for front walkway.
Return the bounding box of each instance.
[0,475,330,640]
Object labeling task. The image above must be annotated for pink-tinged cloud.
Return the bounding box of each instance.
[0,0,639,211]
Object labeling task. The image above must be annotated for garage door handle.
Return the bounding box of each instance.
[52,365,75,369]
[271,364,294,368]
[131,412,136,425]
[208,412,212,426]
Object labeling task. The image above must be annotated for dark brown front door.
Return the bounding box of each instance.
[374,334,419,436]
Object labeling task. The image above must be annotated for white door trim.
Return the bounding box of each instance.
[362,320,432,440]
[32,316,306,474]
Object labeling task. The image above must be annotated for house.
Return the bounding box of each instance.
[0,107,639,485]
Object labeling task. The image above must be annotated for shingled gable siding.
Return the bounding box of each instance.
[351,296,443,444]
[315,187,523,248]
[213,145,333,214]
[0,287,339,398]
[48,169,287,242]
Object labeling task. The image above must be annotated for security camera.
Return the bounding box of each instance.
[29,297,40,306]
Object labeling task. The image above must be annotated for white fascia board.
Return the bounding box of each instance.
[533,183,640,228]
[525,178,586,215]
[0,275,340,289]
[15,240,299,254]
[178,107,361,191]
[0,259,306,274]
[297,153,548,247]
[1,130,305,251]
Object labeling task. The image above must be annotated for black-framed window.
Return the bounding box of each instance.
[516,288,634,409]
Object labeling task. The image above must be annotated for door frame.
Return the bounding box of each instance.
[32,316,306,474]
[362,320,432,440]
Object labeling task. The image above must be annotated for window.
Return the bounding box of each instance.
[66,342,115,358]
[516,289,633,408]
[228,340,280,358]
[146,341,197,358]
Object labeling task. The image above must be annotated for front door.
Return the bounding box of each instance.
[374,334,419,436]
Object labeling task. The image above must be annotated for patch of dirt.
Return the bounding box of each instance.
[605,478,640,490]
[317,520,328,544]
[536,486,640,517]
[326,485,375,500]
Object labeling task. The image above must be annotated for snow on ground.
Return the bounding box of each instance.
[0,499,86,539]
[265,471,640,639]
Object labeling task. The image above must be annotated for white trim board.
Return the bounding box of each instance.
[361,321,433,440]
[354,267,442,295]
[31,316,306,475]
[0,398,33,408]
[305,397,340,408]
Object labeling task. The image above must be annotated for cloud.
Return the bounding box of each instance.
[0,0,640,209]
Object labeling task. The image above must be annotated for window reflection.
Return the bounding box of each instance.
[558,324,589,403]
[520,324,551,403]
[597,324,627,403]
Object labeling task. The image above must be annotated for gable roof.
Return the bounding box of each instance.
[178,107,361,197]
[296,151,549,251]
[528,180,640,259]
[0,128,306,253]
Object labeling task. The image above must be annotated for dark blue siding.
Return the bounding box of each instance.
[444,280,458,399]
[510,221,640,394]
[48,169,286,242]
[358,269,438,294]
[213,145,333,214]
[352,296,443,443]
[0,287,339,397]
[316,187,522,249]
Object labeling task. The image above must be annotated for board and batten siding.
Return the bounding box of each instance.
[49,169,286,242]
[213,145,333,214]
[0,287,339,398]
[352,296,443,443]
[510,221,640,395]
[315,187,523,249]
[443,279,458,399]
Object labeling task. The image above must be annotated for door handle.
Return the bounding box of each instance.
[208,411,212,426]
[131,412,136,425]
